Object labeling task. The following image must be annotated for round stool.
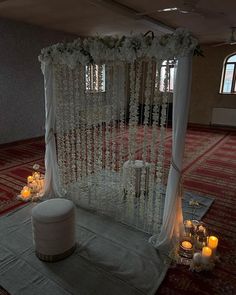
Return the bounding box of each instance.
[123,160,150,197]
[31,198,76,262]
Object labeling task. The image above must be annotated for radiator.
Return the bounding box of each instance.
[211,108,236,127]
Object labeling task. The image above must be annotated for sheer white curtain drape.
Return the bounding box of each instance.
[149,54,193,250]
[42,64,62,198]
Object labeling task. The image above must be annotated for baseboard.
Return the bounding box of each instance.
[0,136,44,148]
[188,122,236,132]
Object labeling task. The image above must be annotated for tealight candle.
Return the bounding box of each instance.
[179,240,193,259]
[27,175,34,183]
[20,186,31,199]
[185,220,193,228]
[202,246,212,264]
[181,241,192,250]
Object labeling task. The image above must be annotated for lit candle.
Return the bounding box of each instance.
[20,186,31,199]
[27,175,34,183]
[181,241,192,250]
[198,225,205,232]
[202,246,212,264]
[208,236,218,257]
[179,240,193,258]
[33,172,40,180]
[208,236,218,250]
[185,220,193,228]
[184,220,194,237]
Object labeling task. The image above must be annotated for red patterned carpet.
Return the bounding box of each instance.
[0,128,236,294]
[158,130,236,295]
[0,138,45,215]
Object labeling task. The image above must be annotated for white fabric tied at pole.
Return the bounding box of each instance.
[43,64,62,198]
[149,54,193,250]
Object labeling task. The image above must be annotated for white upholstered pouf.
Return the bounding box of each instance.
[31,198,76,262]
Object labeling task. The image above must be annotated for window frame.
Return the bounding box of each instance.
[220,53,236,95]
[158,59,176,93]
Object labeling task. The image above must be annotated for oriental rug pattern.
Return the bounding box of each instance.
[0,128,224,215]
[158,130,236,295]
[0,128,235,295]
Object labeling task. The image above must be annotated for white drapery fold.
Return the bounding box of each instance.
[149,54,193,250]
[43,64,62,198]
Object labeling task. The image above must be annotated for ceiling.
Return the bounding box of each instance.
[0,0,236,44]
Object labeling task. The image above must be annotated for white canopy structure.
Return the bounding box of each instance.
[39,28,197,252]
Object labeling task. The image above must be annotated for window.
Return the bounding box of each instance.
[159,60,175,92]
[85,64,105,92]
[220,53,236,94]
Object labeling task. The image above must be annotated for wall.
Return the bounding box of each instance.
[0,18,75,144]
[189,44,236,125]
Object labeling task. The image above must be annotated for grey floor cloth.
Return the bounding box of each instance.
[0,204,169,295]
[0,192,214,295]
[182,192,214,220]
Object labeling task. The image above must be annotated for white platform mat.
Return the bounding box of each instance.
[0,204,169,295]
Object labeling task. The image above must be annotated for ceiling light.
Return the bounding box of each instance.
[157,7,178,12]
[179,10,189,14]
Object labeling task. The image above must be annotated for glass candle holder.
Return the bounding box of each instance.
[194,222,208,250]
[184,220,195,238]
[192,220,200,232]
[33,171,40,180]
[27,175,34,184]
[179,239,194,259]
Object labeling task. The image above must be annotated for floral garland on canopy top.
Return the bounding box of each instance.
[39,28,198,66]
[39,28,198,245]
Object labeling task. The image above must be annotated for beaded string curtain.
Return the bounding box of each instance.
[54,60,169,234]
[39,29,197,238]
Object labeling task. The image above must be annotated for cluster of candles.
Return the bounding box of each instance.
[19,171,44,201]
[179,219,219,268]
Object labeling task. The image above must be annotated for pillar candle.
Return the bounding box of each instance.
[208,236,218,250]
[193,252,202,266]
[202,246,212,264]
[208,236,218,257]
